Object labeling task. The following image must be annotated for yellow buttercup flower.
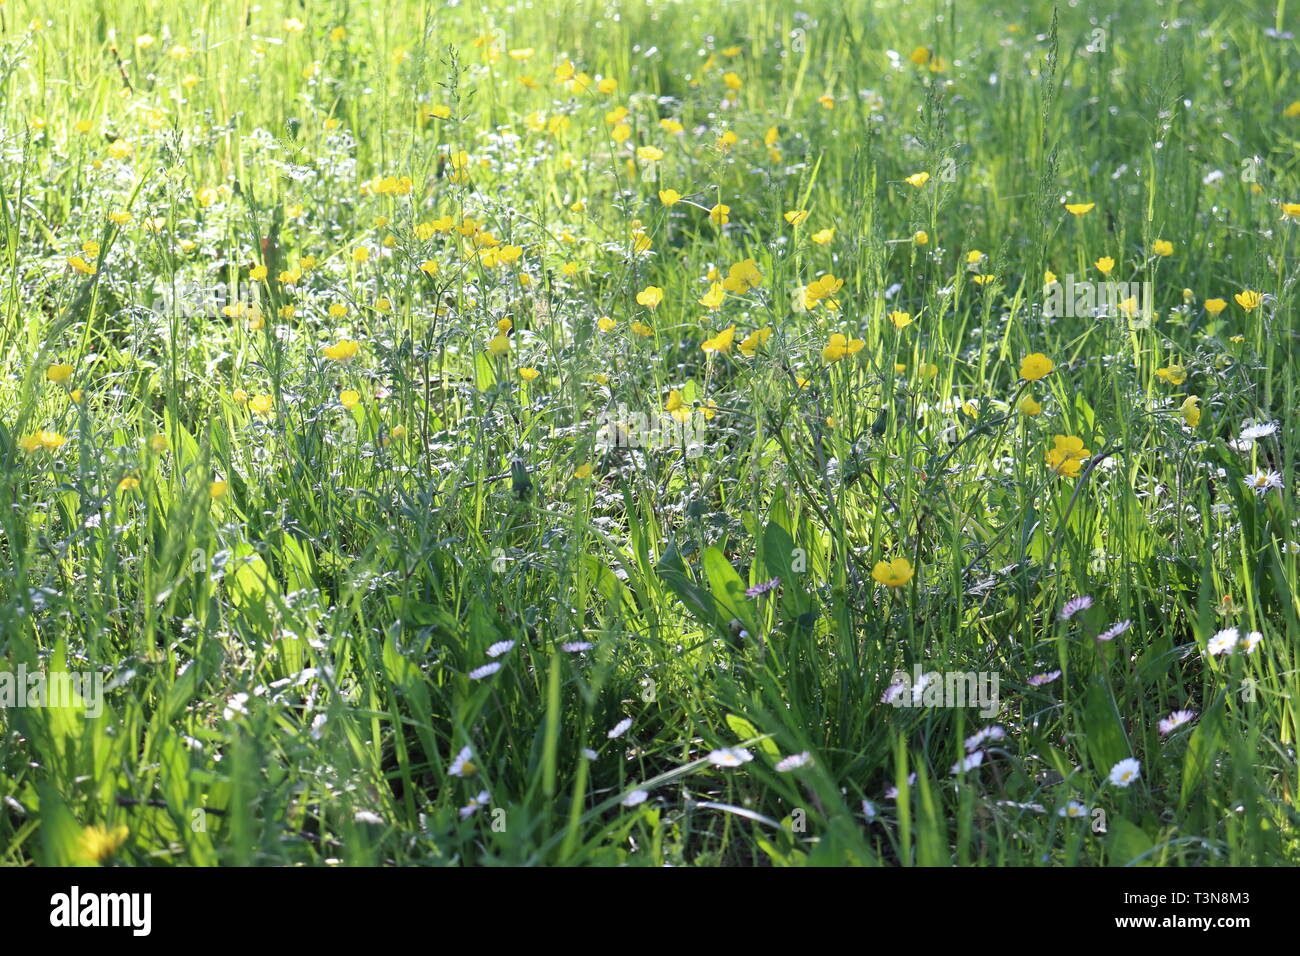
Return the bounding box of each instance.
[659,189,682,205]
[1019,353,1054,381]
[636,286,664,309]
[210,480,229,499]
[702,325,736,354]
[249,394,274,416]
[47,363,74,384]
[1234,290,1262,312]
[1179,395,1201,428]
[323,340,360,362]
[904,171,930,188]
[822,332,864,362]
[1155,364,1187,385]
[872,557,915,588]
[518,367,540,381]
[1019,394,1042,416]
[888,311,913,329]
[738,327,771,357]
[784,209,809,226]
[1095,256,1115,276]
[709,203,730,225]
[1204,298,1227,315]
[1064,202,1095,216]
[340,389,361,410]
[1152,239,1174,257]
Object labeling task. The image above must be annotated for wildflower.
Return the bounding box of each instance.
[951,751,984,774]
[486,640,515,659]
[1095,256,1115,275]
[659,189,682,205]
[784,209,809,225]
[323,339,360,362]
[518,367,540,382]
[913,230,928,244]
[19,429,67,453]
[904,171,930,188]
[487,334,510,357]
[561,641,593,652]
[1234,290,1263,311]
[607,718,633,739]
[745,577,780,598]
[249,394,274,416]
[339,389,361,410]
[1246,470,1283,495]
[702,325,735,354]
[888,310,913,329]
[1019,353,1053,381]
[738,327,771,357]
[636,286,663,309]
[1065,202,1095,216]
[117,476,140,492]
[1204,297,1227,315]
[1206,628,1239,656]
[775,752,813,772]
[1059,801,1090,818]
[449,746,477,777]
[964,726,1005,751]
[811,227,834,244]
[871,557,915,588]
[822,332,864,362]
[79,824,129,864]
[46,363,73,384]
[1061,595,1093,620]
[1158,710,1196,735]
[1108,758,1141,788]
[1046,435,1090,477]
[468,662,501,680]
[1240,630,1262,654]
[460,790,490,819]
[1154,364,1187,385]
[707,747,754,768]
[1018,394,1042,416]
[622,790,649,807]
[1027,670,1061,687]
[1152,239,1174,257]
[709,203,730,225]
[1179,395,1201,427]
[1096,620,1131,642]
[209,480,228,499]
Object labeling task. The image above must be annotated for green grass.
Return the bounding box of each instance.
[1,0,1298,866]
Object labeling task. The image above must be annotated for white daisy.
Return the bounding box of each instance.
[1240,630,1262,654]
[448,745,477,778]
[1158,710,1196,735]
[1206,627,1239,656]
[707,747,754,768]
[1239,420,1279,442]
[486,640,516,658]
[1028,669,1062,687]
[1058,800,1089,818]
[622,789,649,807]
[459,790,490,819]
[861,799,878,820]
[964,725,1006,752]
[1096,619,1132,642]
[951,750,984,774]
[775,751,813,772]
[469,662,501,679]
[1246,470,1284,495]
[607,717,633,739]
[1108,757,1141,787]
[561,641,593,653]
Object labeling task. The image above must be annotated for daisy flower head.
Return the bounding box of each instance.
[1158,710,1196,735]
[622,789,649,808]
[1246,470,1283,496]
[607,717,634,739]
[1097,620,1132,642]
[1240,630,1262,654]
[1108,757,1141,788]
[449,746,477,777]
[1028,669,1062,687]
[1061,595,1093,620]
[707,747,754,768]
[952,751,984,775]
[469,662,502,680]
[460,790,491,819]
[1058,800,1090,818]
[775,751,814,772]
[1206,627,1239,657]
[486,640,516,658]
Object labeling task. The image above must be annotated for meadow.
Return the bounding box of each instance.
[1,0,1298,867]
